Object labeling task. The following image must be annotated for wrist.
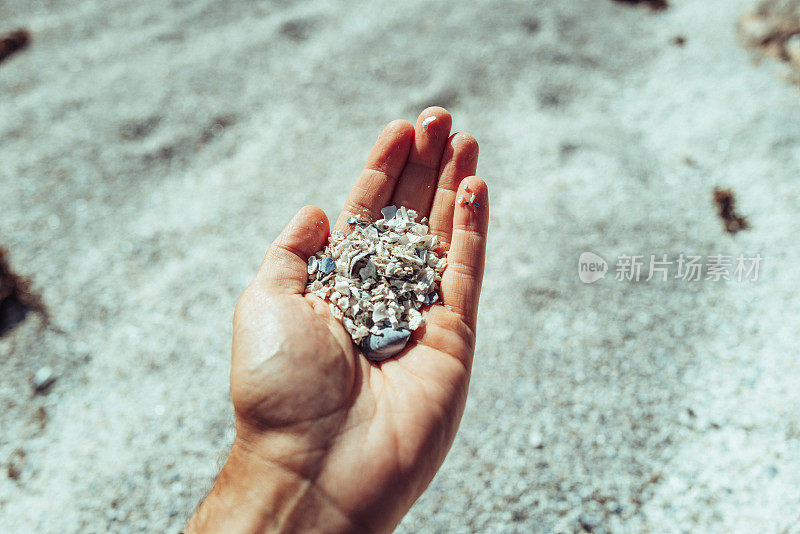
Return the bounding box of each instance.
[186,438,359,533]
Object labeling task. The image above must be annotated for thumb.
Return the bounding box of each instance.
[254,205,330,294]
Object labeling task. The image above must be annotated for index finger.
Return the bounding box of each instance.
[334,119,414,232]
[439,177,489,332]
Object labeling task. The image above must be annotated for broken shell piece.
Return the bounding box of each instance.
[381,206,398,220]
[422,116,436,132]
[363,225,379,240]
[359,260,377,280]
[353,325,370,339]
[424,292,439,305]
[407,308,424,330]
[334,280,350,296]
[360,328,412,361]
[304,204,446,360]
[349,250,371,276]
[372,302,390,323]
[319,257,336,274]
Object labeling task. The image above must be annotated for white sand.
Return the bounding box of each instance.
[2,0,800,532]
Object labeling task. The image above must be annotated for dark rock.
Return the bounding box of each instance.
[7,448,25,480]
[579,514,600,532]
[0,247,46,337]
[0,29,30,64]
[612,0,668,10]
[713,187,749,234]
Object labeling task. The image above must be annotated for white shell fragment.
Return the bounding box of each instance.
[304,205,447,361]
[422,116,436,132]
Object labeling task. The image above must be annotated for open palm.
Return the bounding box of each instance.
[204,108,488,533]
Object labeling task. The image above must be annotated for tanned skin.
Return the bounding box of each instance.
[186,107,488,534]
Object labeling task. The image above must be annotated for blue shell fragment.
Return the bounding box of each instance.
[318,257,336,274]
[380,206,398,220]
[360,328,412,361]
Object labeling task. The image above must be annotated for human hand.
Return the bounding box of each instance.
[186,107,488,533]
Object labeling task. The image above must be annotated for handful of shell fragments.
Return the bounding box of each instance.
[305,206,446,361]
